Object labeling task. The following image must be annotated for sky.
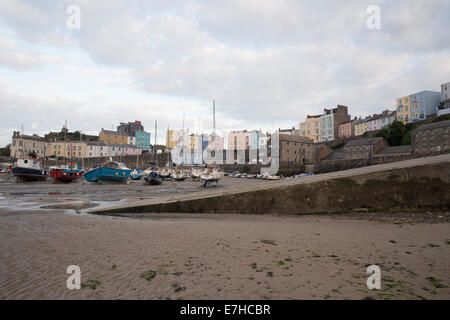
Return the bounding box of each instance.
[0,0,449,147]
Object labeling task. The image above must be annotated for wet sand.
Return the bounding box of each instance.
[0,209,449,300]
[0,174,449,300]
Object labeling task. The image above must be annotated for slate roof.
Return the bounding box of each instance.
[377,145,412,154]
[101,129,129,136]
[412,120,450,132]
[344,137,385,147]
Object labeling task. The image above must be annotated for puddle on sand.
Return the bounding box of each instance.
[81,198,129,214]
[41,202,99,210]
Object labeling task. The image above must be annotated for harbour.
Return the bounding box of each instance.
[0,155,449,300]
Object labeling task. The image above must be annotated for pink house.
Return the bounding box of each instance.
[208,135,224,150]
[227,130,250,150]
[124,146,142,156]
[338,121,353,139]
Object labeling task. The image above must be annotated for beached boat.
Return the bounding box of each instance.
[12,158,48,182]
[172,169,187,181]
[159,168,172,180]
[262,173,280,180]
[83,161,131,184]
[49,162,83,184]
[200,167,222,187]
[144,171,162,185]
[190,167,202,180]
[130,169,144,180]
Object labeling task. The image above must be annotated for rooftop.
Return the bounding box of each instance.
[412,120,450,132]
[13,134,47,142]
[101,129,130,136]
[344,137,385,147]
[279,134,313,143]
[377,145,412,154]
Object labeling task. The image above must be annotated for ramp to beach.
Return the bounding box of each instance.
[92,154,450,216]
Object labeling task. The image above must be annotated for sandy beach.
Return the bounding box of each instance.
[1,207,449,300]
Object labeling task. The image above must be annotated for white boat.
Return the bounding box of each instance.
[200,168,223,187]
[12,158,48,182]
[262,173,280,180]
[172,169,187,181]
[159,168,172,180]
[190,167,202,180]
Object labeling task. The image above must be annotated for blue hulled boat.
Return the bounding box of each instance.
[84,161,131,184]
[130,169,144,180]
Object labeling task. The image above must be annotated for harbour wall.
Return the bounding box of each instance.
[94,161,450,215]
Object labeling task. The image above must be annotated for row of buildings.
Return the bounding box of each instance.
[99,120,151,150]
[10,132,143,159]
[333,119,450,161]
[10,120,152,160]
[297,104,397,143]
[297,82,450,143]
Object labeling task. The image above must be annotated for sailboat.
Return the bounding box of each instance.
[172,168,187,181]
[144,170,162,185]
[158,167,172,180]
[200,167,222,187]
[190,167,202,180]
[130,169,144,180]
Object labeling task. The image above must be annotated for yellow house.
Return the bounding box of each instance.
[166,129,178,150]
[299,115,321,143]
[354,119,369,136]
[49,141,87,159]
[99,129,128,145]
[396,95,411,124]
[189,134,196,151]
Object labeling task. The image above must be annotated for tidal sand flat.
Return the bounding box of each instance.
[0,209,448,300]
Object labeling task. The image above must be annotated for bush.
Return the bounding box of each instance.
[385,121,407,146]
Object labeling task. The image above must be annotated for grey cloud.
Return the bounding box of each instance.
[0,0,449,147]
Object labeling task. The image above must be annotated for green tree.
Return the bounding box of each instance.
[0,144,11,156]
[385,120,407,146]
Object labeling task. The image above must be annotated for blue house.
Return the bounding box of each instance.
[135,131,151,151]
[410,90,441,123]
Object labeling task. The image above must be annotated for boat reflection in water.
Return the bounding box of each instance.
[84,161,131,184]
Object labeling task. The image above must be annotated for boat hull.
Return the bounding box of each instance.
[12,167,48,181]
[84,167,131,183]
[50,169,83,183]
[144,176,162,185]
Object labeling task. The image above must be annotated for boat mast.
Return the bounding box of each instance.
[212,100,216,163]
[81,129,84,169]
[154,120,157,155]
[64,120,67,165]
[21,124,25,158]
[182,114,185,166]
